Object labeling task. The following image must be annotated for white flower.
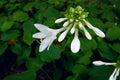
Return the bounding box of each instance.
[83,19,105,38]
[71,29,80,53]
[93,61,120,80]
[93,61,116,66]
[79,22,92,40]
[58,24,72,42]
[55,6,105,53]
[32,24,64,52]
[55,18,68,23]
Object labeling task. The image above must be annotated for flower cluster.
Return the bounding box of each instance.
[55,6,105,53]
[32,6,105,53]
[93,61,120,80]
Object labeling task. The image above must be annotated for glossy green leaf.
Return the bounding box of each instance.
[44,7,60,18]
[39,45,61,62]
[77,51,93,65]
[89,66,113,80]
[81,38,97,51]
[1,21,14,32]
[72,64,88,74]
[23,2,34,11]
[101,11,115,21]
[13,11,29,22]
[17,46,32,65]
[44,17,56,26]
[4,70,36,80]
[26,58,44,71]
[110,43,120,54]
[23,19,37,45]
[1,30,20,41]
[106,27,120,41]
[22,46,31,58]
[66,76,77,80]
[98,42,118,61]
[10,42,22,55]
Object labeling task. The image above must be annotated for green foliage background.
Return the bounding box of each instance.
[0,0,120,80]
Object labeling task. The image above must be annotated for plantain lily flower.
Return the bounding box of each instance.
[93,61,120,80]
[71,29,80,53]
[55,6,105,53]
[32,24,65,52]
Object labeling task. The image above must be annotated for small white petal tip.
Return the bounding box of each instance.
[92,27,105,38]
[63,21,69,27]
[93,61,116,66]
[55,18,67,23]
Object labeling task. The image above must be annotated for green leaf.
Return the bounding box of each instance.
[44,17,56,26]
[39,45,61,62]
[43,7,60,18]
[22,46,31,58]
[1,21,14,32]
[101,11,115,21]
[109,43,120,54]
[4,70,36,80]
[34,2,47,10]
[13,11,29,22]
[106,27,120,41]
[72,64,88,74]
[35,12,43,22]
[1,30,20,41]
[0,42,8,56]
[81,38,97,51]
[66,76,77,80]
[77,51,93,65]
[87,18,104,28]
[89,66,113,80]
[18,46,32,65]
[23,19,37,45]
[23,2,34,11]
[10,42,22,55]
[26,58,44,71]
[98,42,118,61]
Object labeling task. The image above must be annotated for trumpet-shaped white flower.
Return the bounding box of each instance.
[93,61,120,80]
[32,24,65,52]
[55,6,105,53]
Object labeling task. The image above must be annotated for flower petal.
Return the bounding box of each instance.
[92,27,105,38]
[54,28,65,35]
[71,29,80,53]
[32,32,46,39]
[79,23,92,40]
[84,28,92,40]
[58,27,71,42]
[55,18,68,23]
[63,21,69,27]
[47,36,56,50]
[34,24,50,31]
[109,69,119,80]
[39,37,52,52]
[70,24,76,34]
[113,69,120,80]
[83,19,93,29]
[93,61,116,66]
[83,19,105,38]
